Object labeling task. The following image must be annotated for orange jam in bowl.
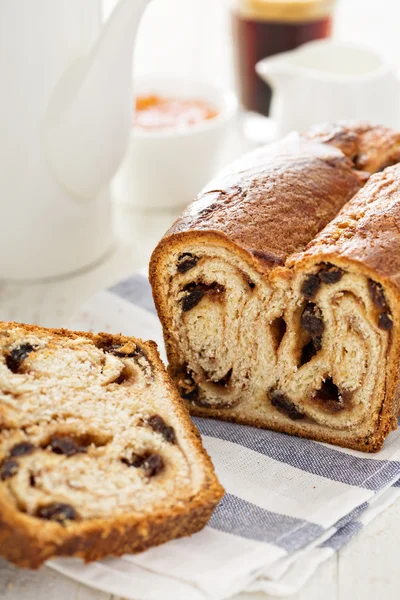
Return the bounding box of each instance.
[134,95,219,132]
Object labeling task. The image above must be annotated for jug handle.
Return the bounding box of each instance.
[255,52,292,91]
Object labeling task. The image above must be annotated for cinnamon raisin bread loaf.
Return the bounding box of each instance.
[150,122,400,452]
[0,323,223,568]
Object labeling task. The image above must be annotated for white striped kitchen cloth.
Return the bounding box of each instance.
[49,271,400,599]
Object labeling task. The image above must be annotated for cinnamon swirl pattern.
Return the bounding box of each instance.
[150,123,400,452]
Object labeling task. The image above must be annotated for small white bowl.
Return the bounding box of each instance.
[112,77,238,209]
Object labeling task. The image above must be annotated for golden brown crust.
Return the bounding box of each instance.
[305,121,400,173]
[163,134,364,268]
[150,122,400,453]
[0,487,218,569]
[296,164,400,287]
[187,403,397,453]
[0,322,224,569]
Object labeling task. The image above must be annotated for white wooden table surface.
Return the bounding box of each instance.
[2,0,400,598]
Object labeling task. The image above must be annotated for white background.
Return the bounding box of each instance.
[104,0,400,88]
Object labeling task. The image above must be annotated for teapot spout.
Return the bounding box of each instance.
[44,0,149,201]
[255,52,292,91]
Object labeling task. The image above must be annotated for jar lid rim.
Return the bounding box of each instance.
[234,0,336,22]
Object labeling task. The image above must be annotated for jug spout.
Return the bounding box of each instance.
[255,52,292,92]
[44,0,149,201]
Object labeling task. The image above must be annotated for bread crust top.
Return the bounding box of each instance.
[159,124,400,271]
[292,164,400,288]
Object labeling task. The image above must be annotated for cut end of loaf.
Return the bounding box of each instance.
[151,238,396,451]
[0,323,223,568]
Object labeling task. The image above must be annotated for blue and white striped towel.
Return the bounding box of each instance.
[50,271,400,599]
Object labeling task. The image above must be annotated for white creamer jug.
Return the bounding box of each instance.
[256,40,400,138]
[0,0,148,280]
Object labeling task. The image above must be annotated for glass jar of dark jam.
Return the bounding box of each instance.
[232,0,335,117]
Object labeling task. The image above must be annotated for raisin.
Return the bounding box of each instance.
[49,436,85,456]
[312,378,349,412]
[148,415,176,444]
[367,281,392,330]
[300,274,321,299]
[315,378,339,402]
[182,289,205,312]
[5,343,36,373]
[181,282,225,312]
[378,313,393,330]
[177,253,198,273]
[10,442,35,457]
[318,263,343,284]
[313,335,322,352]
[37,503,79,523]
[301,303,325,337]
[270,391,305,420]
[183,282,197,292]
[122,453,146,468]
[141,453,164,477]
[300,339,319,365]
[122,452,164,476]
[368,279,387,310]
[177,368,200,401]
[0,458,19,480]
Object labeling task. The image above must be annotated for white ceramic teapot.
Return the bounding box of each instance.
[256,40,400,139]
[0,0,148,280]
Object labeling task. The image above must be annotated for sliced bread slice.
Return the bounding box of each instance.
[0,322,223,568]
